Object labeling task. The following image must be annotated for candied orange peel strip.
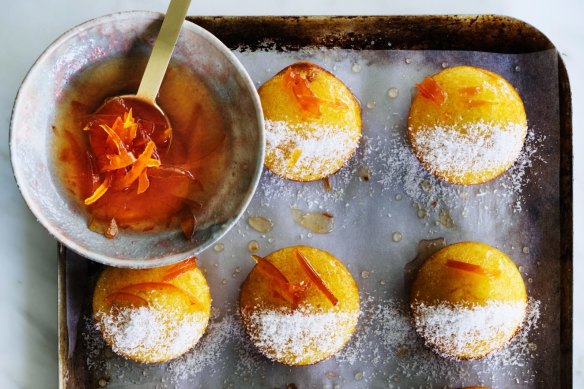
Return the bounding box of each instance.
[114,141,160,191]
[416,76,447,106]
[445,259,500,279]
[322,177,332,192]
[282,67,348,116]
[83,109,166,205]
[251,254,308,306]
[84,173,112,205]
[118,282,200,307]
[98,123,127,153]
[122,109,138,141]
[104,291,149,309]
[459,86,482,96]
[465,99,496,108]
[103,152,136,172]
[162,257,198,281]
[137,169,150,194]
[295,250,338,306]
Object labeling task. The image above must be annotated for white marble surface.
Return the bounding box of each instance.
[0,1,581,388]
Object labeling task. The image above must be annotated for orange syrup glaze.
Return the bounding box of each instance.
[52,57,230,235]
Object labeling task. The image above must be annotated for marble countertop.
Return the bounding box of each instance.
[0,1,581,387]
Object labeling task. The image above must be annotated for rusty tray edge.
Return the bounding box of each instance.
[57,15,573,389]
[58,245,67,389]
[558,55,573,388]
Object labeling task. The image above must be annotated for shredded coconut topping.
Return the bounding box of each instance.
[82,297,541,385]
[412,300,527,359]
[410,121,526,180]
[95,304,208,360]
[244,306,359,364]
[265,119,360,178]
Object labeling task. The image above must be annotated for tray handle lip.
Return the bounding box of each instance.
[57,244,68,389]
[557,54,573,389]
[187,14,558,53]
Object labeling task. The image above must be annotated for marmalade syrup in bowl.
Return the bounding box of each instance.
[53,56,231,238]
[11,12,263,266]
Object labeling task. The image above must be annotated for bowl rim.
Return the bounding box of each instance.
[9,10,265,269]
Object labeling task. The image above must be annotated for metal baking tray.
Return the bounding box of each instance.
[58,15,572,388]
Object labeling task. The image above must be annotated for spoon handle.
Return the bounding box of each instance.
[137,0,192,103]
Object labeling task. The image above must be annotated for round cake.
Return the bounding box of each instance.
[239,245,360,365]
[407,65,527,185]
[258,62,362,181]
[410,242,527,360]
[93,258,211,363]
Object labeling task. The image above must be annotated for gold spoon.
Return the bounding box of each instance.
[97,0,192,125]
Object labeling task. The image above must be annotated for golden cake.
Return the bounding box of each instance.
[410,242,527,360]
[258,62,362,181]
[93,258,211,363]
[239,245,360,365]
[407,65,527,185]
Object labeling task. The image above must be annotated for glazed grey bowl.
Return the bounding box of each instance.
[10,11,264,268]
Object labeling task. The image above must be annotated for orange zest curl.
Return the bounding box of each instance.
[252,254,309,306]
[416,76,447,106]
[137,169,150,195]
[83,108,168,205]
[282,67,348,116]
[445,259,500,279]
[113,140,160,191]
[122,109,139,142]
[97,123,127,154]
[102,152,135,172]
[295,250,338,306]
[84,173,112,205]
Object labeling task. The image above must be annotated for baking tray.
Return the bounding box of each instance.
[57,15,572,388]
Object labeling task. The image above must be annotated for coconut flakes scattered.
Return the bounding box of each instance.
[373,127,545,213]
[257,124,544,214]
[74,47,554,387]
[81,296,542,386]
[168,313,243,381]
[337,296,541,384]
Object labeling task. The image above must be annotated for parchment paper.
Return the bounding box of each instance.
[71,48,561,389]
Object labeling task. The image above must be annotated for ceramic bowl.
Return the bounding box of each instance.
[10,11,264,268]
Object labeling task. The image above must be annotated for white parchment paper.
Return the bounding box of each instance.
[77,47,561,389]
